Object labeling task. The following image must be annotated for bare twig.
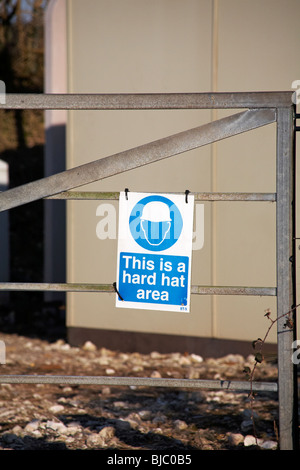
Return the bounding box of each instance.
[243,303,299,443]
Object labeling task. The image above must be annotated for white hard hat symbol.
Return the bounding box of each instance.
[141,201,171,222]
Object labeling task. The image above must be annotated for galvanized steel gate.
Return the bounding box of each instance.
[0,92,297,449]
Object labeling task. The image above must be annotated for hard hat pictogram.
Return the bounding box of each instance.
[141,201,172,222]
[129,194,183,252]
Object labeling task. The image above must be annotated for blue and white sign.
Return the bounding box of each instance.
[116,191,194,312]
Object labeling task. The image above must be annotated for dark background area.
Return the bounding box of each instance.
[0,0,66,340]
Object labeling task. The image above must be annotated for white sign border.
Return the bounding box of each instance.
[116,191,194,312]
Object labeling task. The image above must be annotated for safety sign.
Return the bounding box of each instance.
[115,191,194,312]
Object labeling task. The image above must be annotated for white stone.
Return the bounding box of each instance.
[119,353,129,361]
[187,368,200,380]
[86,433,103,447]
[49,404,64,414]
[99,426,115,440]
[154,427,163,434]
[24,420,40,433]
[46,420,68,434]
[86,426,116,447]
[51,339,69,350]
[244,435,257,447]
[138,410,152,421]
[178,356,191,366]
[113,401,127,409]
[12,425,22,436]
[99,347,110,356]
[174,419,188,431]
[57,397,67,404]
[227,432,244,446]
[95,357,109,365]
[190,353,203,363]
[245,354,256,364]
[82,340,97,351]
[260,440,278,450]
[132,365,144,372]
[244,435,263,447]
[150,370,161,378]
[223,354,245,364]
[150,351,163,359]
[66,425,81,436]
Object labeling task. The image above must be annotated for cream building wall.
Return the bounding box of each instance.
[45,0,300,355]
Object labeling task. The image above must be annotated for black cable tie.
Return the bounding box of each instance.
[185,189,190,203]
[113,282,124,301]
[125,188,129,200]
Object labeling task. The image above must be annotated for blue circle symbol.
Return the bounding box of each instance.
[129,195,183,251]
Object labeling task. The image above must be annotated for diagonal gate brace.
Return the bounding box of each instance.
[0,108,275,212]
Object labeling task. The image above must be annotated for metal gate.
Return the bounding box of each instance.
[0,92,297,450]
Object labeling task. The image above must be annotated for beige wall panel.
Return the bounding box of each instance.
[215,123,276,193]
[67,110,213,192]
[215,297,277,344]
[65,0,300,344]
[215,126,277,289]
[66,0,214,338]
[215,202,276,287]
[67,0,211,93]
[218,0,300,92]
[214,0,300,342]
[69,292,212,338]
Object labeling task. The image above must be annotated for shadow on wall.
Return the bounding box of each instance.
[44,124,66,301]
[0,136,67,341]
[0,144,44,284]
[0,144,43,334]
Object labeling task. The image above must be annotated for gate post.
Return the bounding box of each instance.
[276,106,298,450]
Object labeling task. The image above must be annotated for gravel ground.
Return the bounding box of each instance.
[0,330,287,451]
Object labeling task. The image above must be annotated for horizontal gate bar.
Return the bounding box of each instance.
[191,286,276,296]
[0,283,276,296]
[0,374,278,392]
[0,92,292,109]
[47,191,276,202]
[0,283,114,293]
[0,108,276,212]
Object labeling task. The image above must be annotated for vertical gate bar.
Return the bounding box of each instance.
[276,106,298,450]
